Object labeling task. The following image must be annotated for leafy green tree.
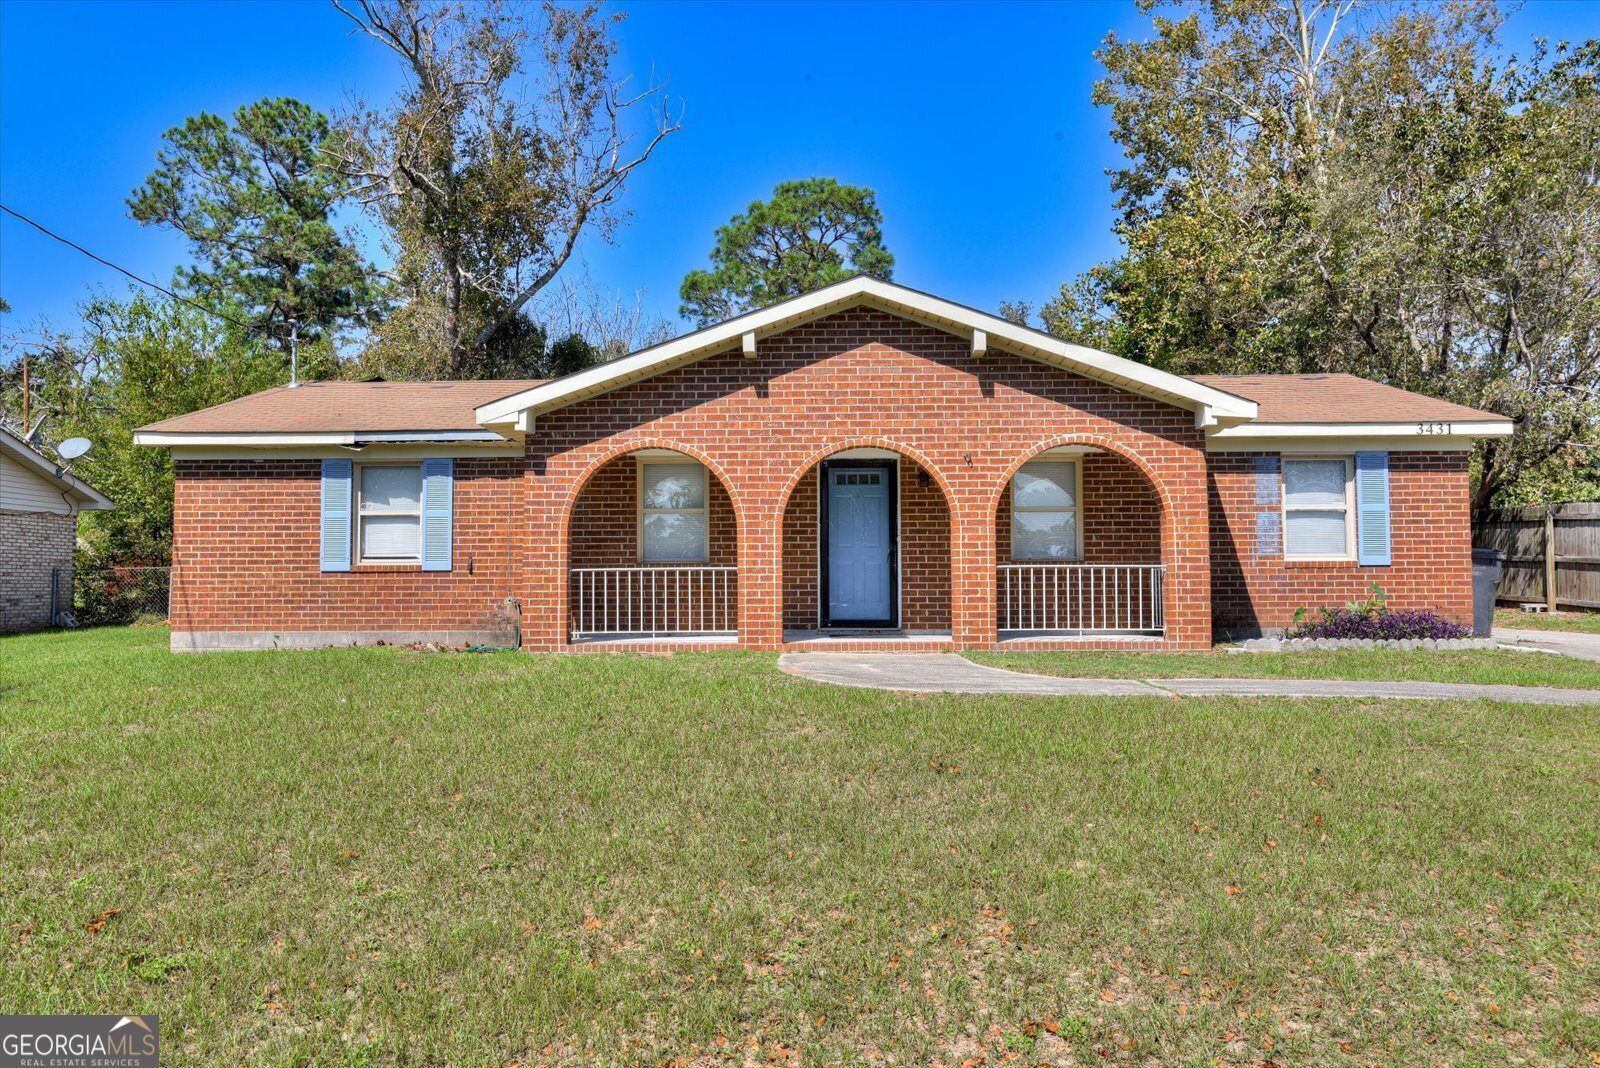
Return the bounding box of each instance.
[1044,0,1600,518]
[335,0,678,377]
[680,178,894,326]
[5,292,301,564]
[128,97,383,347]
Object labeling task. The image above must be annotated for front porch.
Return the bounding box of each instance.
[563,445,1172,651]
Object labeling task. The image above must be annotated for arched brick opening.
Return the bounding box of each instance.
[775,439,957,634]
[988,435,1174,636]
[559,442,745,640]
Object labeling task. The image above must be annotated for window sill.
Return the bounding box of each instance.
[353,561,423,572]
[1282,557,1360,567]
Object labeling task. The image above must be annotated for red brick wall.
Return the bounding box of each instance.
[1208,451,1473,636]
[780,460,951,631]
[169,456,521,637]
[518,306,1215,650]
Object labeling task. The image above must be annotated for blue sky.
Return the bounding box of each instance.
[2,0,1597,344]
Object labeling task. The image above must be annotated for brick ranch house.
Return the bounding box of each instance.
[134,277,1513,653]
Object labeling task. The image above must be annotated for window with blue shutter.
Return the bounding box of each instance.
[420,458,454,572]
[320,459,352,572]
[1354,451,1392,566]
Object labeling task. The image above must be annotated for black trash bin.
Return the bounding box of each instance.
[1471,547,1505,637]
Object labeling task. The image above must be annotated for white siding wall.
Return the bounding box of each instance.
[1,453,72,514]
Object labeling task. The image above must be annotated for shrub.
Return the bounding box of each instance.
[1290,583,1471,641]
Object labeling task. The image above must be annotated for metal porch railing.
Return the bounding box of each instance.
[570,566,738,640]
[998,563,1165,635]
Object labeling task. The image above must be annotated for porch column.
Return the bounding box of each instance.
[1162,455,1213,650]
[518,457,568,651]
[951,505,997,649]
[738,501,783,649]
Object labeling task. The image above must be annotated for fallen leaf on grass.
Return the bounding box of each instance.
[85,908,120,933]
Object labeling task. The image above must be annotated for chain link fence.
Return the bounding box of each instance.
[51,565,171,627]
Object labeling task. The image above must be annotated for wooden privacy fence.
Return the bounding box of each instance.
[1474,502,1600,610]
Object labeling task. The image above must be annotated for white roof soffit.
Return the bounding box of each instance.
[474,276,1259,427]
[131,429,513,448]
[0,426,114,509]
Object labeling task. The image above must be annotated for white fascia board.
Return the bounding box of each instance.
[1205,427,1512,455]
[1207,420,1513,441]
[474,276,1260,425]
[167,442,524,461]
[134,429,510,448]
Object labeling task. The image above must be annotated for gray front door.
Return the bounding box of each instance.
[824,464,895,626]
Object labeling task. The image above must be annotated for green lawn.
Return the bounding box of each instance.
[1496,606,1600,635]
[4,628,1598,1066]
[968,647,1600,689]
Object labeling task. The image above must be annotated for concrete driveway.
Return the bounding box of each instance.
[1495,627,1600,663]
[777,652,1600,706]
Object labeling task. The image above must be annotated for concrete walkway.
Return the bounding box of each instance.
[1495,627,1600,663]
[777,652,1600,706]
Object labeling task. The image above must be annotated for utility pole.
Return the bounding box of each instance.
[289,316,300,388]
[20,351,28,433]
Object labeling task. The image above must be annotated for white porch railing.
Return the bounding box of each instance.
[570,566,738,640]
[998,563,1165,635]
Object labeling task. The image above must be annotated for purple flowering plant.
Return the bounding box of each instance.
[1289,583,1471,641]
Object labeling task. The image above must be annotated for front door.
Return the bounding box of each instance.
[823,462,896,627]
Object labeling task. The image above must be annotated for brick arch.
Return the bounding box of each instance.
[985,432,1176,524]
[556,437,748,556]
[773,437,958,635]
[986,432,1178,635]
[774,436,959,516]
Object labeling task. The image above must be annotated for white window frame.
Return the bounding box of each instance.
[356,462,423,564]
[636,457,710,564]
[1010,459,1083,561]
[1281,455,1356,561]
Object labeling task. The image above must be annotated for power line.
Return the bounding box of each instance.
[0,202,270,335]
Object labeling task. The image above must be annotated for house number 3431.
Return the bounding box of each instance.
[1416,422,1452,435]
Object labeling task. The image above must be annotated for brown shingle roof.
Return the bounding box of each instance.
[138,380,544,435]
[1188,373,1508,424]
[138,371,1510,436]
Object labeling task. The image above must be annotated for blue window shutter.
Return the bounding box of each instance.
[1256,511,1281,557]
[421,458,454,572]
[1254,455,1281,556]
[1355,451,1392,565]
[320,459,352,572]
[1254,455,1280,504]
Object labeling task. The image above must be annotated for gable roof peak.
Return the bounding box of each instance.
[475,276,1259,428]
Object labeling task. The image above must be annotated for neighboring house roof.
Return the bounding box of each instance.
[1189,373,1507,425]
[474,276,1261,431]
[134,380,543,445]
[0,425,113,511]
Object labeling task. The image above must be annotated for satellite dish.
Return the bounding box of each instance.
[57,437,92,461]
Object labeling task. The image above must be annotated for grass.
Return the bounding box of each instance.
[2,627,1598,1066]
[969,646,1600,689]
[1496,606,1600,635]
